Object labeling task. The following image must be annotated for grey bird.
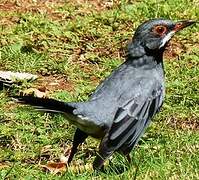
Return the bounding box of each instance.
[13,19,196,170]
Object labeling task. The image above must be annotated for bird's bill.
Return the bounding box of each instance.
[174,20,196,32]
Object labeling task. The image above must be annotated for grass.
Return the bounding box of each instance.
[0,0,199,179]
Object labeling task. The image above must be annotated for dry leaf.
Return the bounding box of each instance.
[22,88,47,98]
[40,162,67,174]
[40,150,93,174]
[0,163,9,169]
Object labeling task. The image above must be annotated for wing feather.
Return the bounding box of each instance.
[99,85,163,157]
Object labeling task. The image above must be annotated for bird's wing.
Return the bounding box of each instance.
[93,82,164,168]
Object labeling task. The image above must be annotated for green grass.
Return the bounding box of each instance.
[0,0,199,179]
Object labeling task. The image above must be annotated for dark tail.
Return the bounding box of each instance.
[0,78,13,89]
[12,95,75,114]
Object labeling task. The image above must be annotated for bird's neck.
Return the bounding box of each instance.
[127,46,164,69]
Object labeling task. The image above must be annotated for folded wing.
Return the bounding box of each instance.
[93,82,164,169]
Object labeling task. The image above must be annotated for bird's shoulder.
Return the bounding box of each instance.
[91,60,163,101]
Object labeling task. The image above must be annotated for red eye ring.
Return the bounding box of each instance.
[153,25,167,35]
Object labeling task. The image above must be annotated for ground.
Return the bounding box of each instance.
[0,0,199,179]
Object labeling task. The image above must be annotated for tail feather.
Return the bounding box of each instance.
[12,95,75,114]
[0,78,13,88]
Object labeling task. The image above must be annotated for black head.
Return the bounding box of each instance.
[133,19,196,51]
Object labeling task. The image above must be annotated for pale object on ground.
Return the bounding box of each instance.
[22,88,47,98]
[0,71,38,83]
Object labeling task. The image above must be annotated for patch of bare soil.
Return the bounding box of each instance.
[0,1,62,28]
[0,16,20,27]
[92,40,127,59]
[36,75,74,93]
[21,75,74,97]
[0,0,120,21]
[168,116,199,131]
[164,39,186,60]
[0,0,67,21]
[68,0,121,12]
[0,0,63,13]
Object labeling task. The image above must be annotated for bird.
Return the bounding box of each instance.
[12,19,196,171]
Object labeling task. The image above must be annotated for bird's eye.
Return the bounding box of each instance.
[153,25,167,35]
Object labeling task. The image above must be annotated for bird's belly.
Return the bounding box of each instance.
[63,114,106,139]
